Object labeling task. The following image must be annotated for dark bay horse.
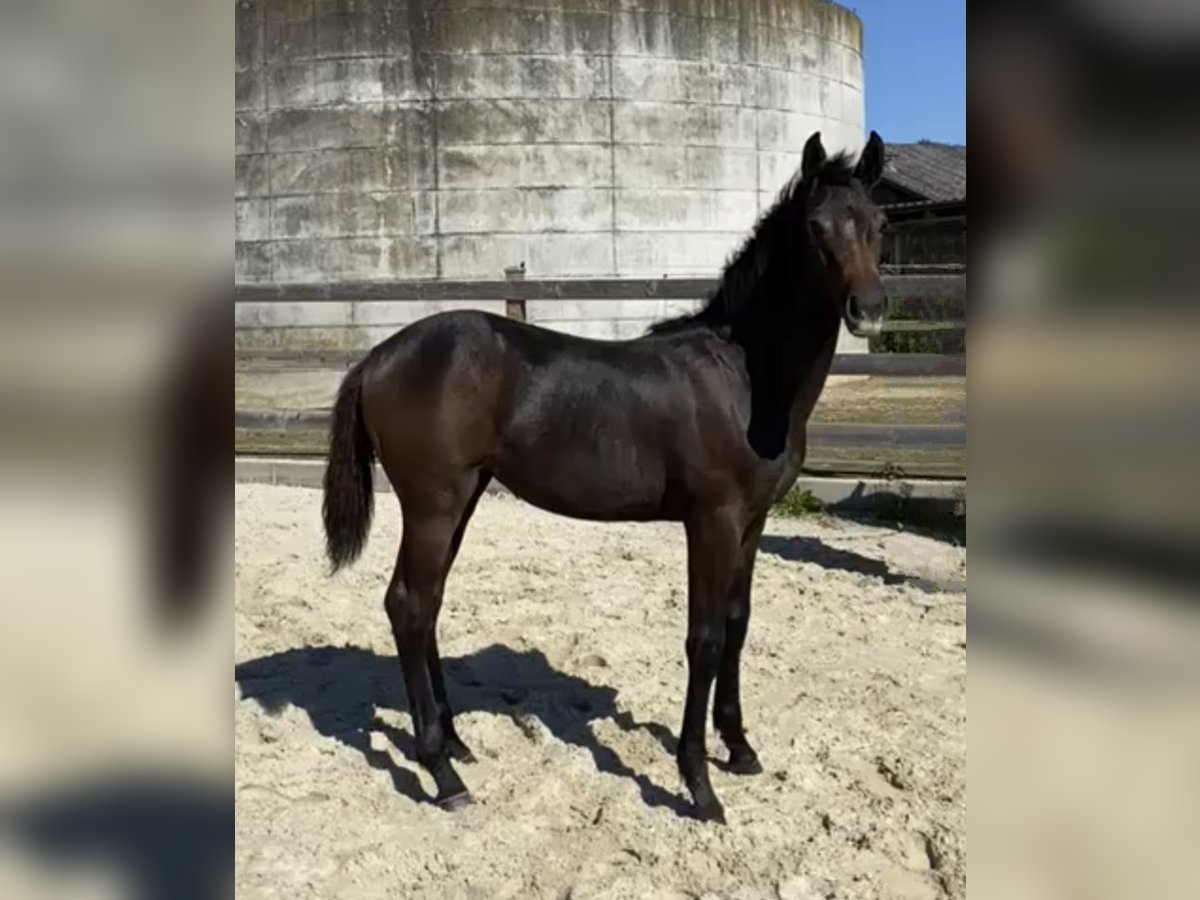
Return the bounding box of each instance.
[322,131,888,823]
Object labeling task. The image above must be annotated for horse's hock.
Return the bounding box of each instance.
[235,0,868,350]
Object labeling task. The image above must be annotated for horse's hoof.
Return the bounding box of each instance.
[448,743,477,764]
[727,753,763,776]
[693,799,727,825]
[437,790,474,812]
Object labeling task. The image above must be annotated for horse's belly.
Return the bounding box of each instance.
[493,436,667,522]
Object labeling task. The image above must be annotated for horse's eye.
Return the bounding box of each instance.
[808,217,830,240]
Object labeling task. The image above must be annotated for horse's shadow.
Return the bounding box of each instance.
[760,534,962,594]
[234,644,691,817]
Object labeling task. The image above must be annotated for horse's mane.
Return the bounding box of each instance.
[646,152,856,336]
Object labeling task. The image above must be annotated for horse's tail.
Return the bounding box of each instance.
[322,362,374,572]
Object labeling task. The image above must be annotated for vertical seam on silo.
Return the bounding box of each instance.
[607,0,617,277]
[426,2,442,278]
[265,0,277,283]
[406,0,440,279]
[753,1,761,213]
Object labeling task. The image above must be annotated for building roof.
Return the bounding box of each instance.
[879,141,966,203]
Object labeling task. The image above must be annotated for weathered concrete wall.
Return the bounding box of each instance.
[234,298,509,350]
[236,0,865,284]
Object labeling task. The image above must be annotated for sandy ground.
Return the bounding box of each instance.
[235,484,965,900]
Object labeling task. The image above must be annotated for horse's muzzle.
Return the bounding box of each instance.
[845,294,886,338]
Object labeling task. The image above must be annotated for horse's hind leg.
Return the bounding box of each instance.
[428,631,473,763]
[384,470,482,809]
[427,471,492,764]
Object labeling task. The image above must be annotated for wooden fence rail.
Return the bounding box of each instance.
[234,274,965,304]
[235,349,966,378]
[234,410,965,451]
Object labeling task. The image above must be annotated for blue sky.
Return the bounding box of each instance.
[848,1,966,145]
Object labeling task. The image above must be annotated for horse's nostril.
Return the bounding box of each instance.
[847,296,863,321]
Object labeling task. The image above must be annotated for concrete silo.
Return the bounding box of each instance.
[235,0,865,285]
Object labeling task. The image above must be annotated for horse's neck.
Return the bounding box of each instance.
[785,327,839,439]
[731,299,841,460]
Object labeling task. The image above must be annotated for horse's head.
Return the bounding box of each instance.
[799,131,888,338]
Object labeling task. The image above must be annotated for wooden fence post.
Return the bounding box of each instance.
[504,264,526,322]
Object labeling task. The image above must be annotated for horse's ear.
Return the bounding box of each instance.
[854,131,885,188]
[801,132,827,182]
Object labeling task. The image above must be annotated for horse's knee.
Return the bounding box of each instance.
[686,626,725,673]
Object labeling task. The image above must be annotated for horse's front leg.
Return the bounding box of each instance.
[713,515,767,775]
[678,507,741,823]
